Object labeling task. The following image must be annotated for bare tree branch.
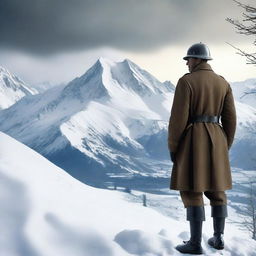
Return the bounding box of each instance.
[226,0,256,65]
[226,42,256,65]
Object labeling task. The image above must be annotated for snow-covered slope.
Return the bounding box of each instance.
[0,66,37,109]
[0,131,255,256]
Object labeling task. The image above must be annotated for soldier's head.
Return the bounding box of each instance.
[185,58,205,72]
[183,43,212,72]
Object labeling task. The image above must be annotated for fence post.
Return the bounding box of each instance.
[143,194,147,207]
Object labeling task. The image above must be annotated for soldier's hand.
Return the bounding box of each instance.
[170,152,176,162]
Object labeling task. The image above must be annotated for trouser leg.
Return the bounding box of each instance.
[204,191,227,206]
[180,191,204,207]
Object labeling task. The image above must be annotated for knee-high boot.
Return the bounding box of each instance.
[208,205,227,250]
[176,206,205,255]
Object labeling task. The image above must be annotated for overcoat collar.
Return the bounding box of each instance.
[191,62,213,73]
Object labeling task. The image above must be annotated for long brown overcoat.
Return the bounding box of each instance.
[168,62,236,192]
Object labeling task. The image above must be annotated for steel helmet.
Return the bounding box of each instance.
[183,43,213,60]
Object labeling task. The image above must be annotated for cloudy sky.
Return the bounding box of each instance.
[0,0,255,86]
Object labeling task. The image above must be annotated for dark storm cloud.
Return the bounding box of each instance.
[0,0,250,55]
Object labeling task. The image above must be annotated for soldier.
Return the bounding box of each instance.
[168,43,236,254]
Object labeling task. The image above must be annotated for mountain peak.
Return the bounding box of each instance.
[0,66,38,109]
[96,57,137,70]
[0,66,14,79]
[121,58,141,70]
[60,58,110,102]
[113,58,174,95]
[98,57,116,66]
[122,58,134,65]
[56,57,174,106]
[0,66,7,73]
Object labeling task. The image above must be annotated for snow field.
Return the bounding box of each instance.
[1,132,256,256]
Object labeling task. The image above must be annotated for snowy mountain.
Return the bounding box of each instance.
[1,131,255,256]
[0,58,174,187]
[229,79,256,169]
[231,78,256,109]
[0,58,255,188]
[0,66,38,109]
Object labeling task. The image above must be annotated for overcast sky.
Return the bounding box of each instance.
[0,0,255,85]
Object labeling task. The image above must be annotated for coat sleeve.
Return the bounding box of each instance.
[221,84,237,150]
[168,77,191,153]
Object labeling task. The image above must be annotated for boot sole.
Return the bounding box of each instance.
[176,246,203,255]
[176,249,204,255]
[176,249,203,255]
[208,241,224,250]
[213,246,224,250]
